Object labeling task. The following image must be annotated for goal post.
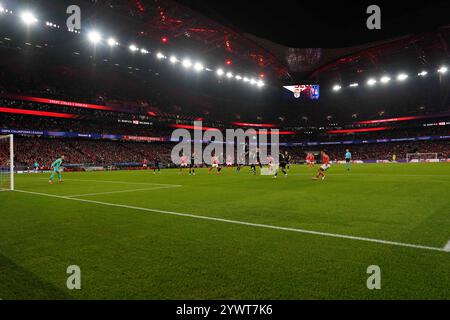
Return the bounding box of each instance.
[406,153,438,163]
[0,134,14,191]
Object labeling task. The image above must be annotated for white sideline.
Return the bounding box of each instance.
[66,185,181,198]
[14,189,449,253]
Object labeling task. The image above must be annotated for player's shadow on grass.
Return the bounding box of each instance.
[0,254,71,300]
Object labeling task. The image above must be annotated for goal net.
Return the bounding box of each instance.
[406,153,438,163]
[0,134,14,191]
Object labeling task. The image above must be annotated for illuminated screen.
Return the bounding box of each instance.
[282,84,320,101]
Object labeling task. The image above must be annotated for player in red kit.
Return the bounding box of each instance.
[313,151,331,180]
[208,153,222,175]
[179,154,188,174]
[306,153,315,168]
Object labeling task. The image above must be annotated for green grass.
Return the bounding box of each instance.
[1,163,450,299]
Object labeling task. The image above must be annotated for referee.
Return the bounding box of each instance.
[345,149,351,172]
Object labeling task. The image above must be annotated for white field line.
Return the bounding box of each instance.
[41,178,181,187]
[444,241,450,252]
[66,185,181,198]
[14,189,448,253]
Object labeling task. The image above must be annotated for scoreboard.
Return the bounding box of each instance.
[282,84,320,101]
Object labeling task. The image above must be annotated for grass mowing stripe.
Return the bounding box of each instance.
[65,185,182,198]
[14,189,448,253]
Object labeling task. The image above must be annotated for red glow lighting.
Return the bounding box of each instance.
[357,116,420,124]
[161,36,168,44]
[231,122,276,128]
[226,59,232,66]
[259,73,265,78]
[327,127,391,134]
[0,94,115,111]
[0,107,78,119]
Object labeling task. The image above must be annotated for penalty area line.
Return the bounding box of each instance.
[41,178,182,187]
[444,240,450,252]
[14,189,448,253]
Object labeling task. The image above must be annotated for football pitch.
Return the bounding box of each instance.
[1,163,449,300]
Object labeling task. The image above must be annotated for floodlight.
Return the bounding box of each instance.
[129,44,138,52]
[367,78,377,86]
[438,66,448,74]
[156,52,165,59]
[216,68,224,76]
[235,75,242,80]
[380,76,391,84]
[20,11,37,25]
[418,71,428,77]
[332,84,342,91]
[169,56,178,64]
[226,72,233,78]
[193,62,204,72]
[397,73,408,81]
[107,37,118,47]
[182,59,192,68]
[88,31,102,44]
[349,83,359,87]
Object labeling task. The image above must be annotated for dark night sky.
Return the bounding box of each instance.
[176,0,450,48]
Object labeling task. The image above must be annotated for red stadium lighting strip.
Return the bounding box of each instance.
[327,127,391,134]
[257,131,296,135]
[357,116,421,124]
[0,107,78,119]
[0,94,116,111]
[231,122,277,128]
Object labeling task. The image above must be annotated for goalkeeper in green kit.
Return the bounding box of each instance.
[48,155,65,184]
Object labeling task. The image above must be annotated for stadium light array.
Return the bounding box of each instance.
[20,11,37,25]
[397,73,408,81]
[438,66,448,74]
[380,76,391,84]
[332,84,342,91]
[3,3,267,90]
[87,31,102,44]
[367,78,377,86]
